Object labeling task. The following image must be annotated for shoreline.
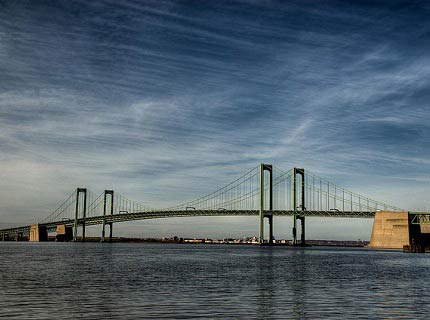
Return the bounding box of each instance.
[46,236,370,247]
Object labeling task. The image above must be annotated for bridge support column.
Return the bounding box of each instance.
[299,216,305,246]
[101,190,114,242]
[292,168,305,246]
[73,188,87,242]
[259,164,273,244]
[370,211,410,249]
[29,224,48,242]
[56,225,73,242]
[82,191,87,242]
[268,215,274,244]
[109,223,113,242]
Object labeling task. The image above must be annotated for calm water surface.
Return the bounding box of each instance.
[0,243,429,319]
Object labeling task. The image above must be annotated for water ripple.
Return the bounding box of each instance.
[0,243,429,319]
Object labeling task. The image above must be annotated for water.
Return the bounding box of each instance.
[0,243,429,319]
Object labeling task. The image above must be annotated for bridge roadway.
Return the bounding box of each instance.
[0,210,375,237]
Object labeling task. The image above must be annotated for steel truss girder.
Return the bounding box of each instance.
[410,213,430,225]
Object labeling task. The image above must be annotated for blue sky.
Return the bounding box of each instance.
[1,0,430,239]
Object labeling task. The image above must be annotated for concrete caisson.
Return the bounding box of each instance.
[29,224,48,242]
[56,225,73,242]
[369,211,410,249]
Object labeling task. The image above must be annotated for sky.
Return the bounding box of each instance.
[1,0,430,240]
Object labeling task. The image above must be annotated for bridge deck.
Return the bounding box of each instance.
[0,210,375,236]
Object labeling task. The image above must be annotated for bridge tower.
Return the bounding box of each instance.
[292,168,305,246]
[101,190,114,242]
[259,164,273,244]
[73,188,87,242]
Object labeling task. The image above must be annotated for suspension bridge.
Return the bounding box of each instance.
[0,164,427,249]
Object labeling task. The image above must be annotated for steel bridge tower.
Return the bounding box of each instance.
[101,190,114,242]
[73,188,87,242]
[259,164,273,244]
[292,168,305,246]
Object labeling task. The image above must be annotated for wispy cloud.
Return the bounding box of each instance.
[1,1,430,237]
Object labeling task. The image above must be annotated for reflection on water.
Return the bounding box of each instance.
[0,243,429,319]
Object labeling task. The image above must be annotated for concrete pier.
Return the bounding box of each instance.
[29,224,48,242]
[56,225,73,242]
[370,211,409,249]
[370,211,430,251]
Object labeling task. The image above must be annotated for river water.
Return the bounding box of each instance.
[0,243,428,319]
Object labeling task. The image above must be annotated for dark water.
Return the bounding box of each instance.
[0,243,429,319]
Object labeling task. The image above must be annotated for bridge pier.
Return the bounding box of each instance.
[268,215,274,244]
[292,168,305,246]
[56,225,73,242]
[29,224,48,242]
[299,216,305,246]
[370,211,410,249]
[259,164,273,244]
[101,190,114,242]
[293,217,297,244]
[101,223,106,241]
[109,223,113,242]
